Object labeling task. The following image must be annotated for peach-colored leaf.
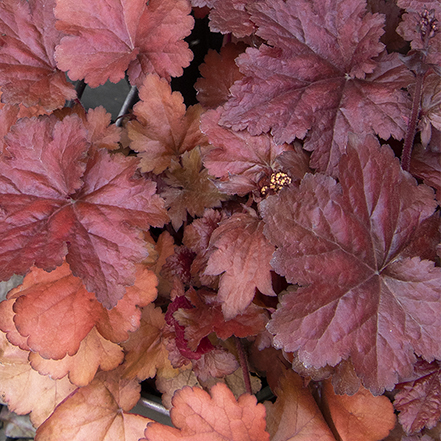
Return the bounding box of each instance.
[128,74,207,174]
[35,369,151,441]
[0,331,76,428]
[322,379,396,441]
[29,327,124,387]
[2,262,157,360]
[122,304,176,381]
[143,383,269,441]
[265,370,336,441]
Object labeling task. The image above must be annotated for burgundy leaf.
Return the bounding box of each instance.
[261,134,440,394]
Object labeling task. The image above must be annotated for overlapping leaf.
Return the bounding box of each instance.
[143,383,269,441]
[195,43,246,109]
[265,370,336,441]
[396,1,441,67]
[220,0,413,174]
[35,368,151,441]
[128,74,207,174]
[204,209,276,319]
[261,134,441,393]
[0,0,76,110]
[161,148,227,230]
[0,332,76,428]
[54,0,194,87]
[0,115,168,307]
[0,262,157,360]
[322,379,396,441]
[394,360,441,434]
[201,108,309,196]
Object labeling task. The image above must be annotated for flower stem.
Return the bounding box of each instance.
[235,337,252,395]
[401,71,424,172]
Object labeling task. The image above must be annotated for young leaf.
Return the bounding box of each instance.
[161,148,227,230]
[195,43,246,109]
[143,383,270,441]
[220,0,412,174]
[201,108,308,196]
[394,360,441,434]
[261,134,441,393]
[54,0,194,87]
[35,368,151,441]
[0,0,76,110]
[322,379,396,441]
[396,1,441,67]
[0,115,168,308]
[204,209,276,319]
[128,74,207,174]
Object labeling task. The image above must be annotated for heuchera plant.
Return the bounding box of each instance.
[0,0,440,440]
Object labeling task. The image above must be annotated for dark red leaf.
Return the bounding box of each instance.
[261,134,440,393]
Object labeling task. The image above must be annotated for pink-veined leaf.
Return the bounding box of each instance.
[261,134,441,394]
[394,360,441,434]
[0,0,76,110]
[204,209,276,319]
[55,0,194,87]
[0,115,168,308]
[220,0,413,174]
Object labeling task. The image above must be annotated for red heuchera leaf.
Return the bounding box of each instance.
[54,0,194,87]
[35,368,151,441]
[394,360,441,434]
[396,1,441,67]
[162,246,196,286]
[128,74,207,174]
[219,0,413,174]
[84,106,122,151]
[143,383,269,441]
[410,144,441,202]
[201,108,309,196]
[0,331,77,428]
[261,134,440,394]
[265,370,336,441]
[183,208,226,288]
[0,0,76,110]
[207,0,255,38]
[418,72,441,149]
[322,379,396,441]
[0,115,168,308]
[195,43,246,109]
[161,148,228,230]
[204,209,276,319]
[174,287,268,351]
[165,295,215,360]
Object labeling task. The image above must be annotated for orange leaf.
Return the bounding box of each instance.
[122,304,176,381]
[2,262,157,360]
[35,368,151,441]
[29,327,124,387]
[0,331,76,428]
[128,74,207,174]
[265,370,336,441]
[322,378,396,441]
[143,383,269,441]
